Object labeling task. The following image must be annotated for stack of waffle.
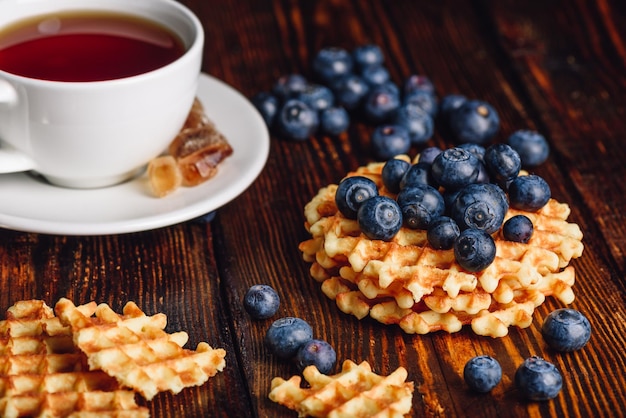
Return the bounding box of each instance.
[269,360,414,417]
[299,158,584,337]
[0,298,226,417]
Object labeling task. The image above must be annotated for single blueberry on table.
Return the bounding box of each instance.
[404,89,438,117]
[454,228,497,271]
[438,94,467,121]
[272,73,308,101]
[312,47,354,85]
[295,339,337,374]
[191,210,217,224]
[427,216,460,250]
[371,124,411,160]
[418,146,443,165]
[450,183,509,234]
[396,184,445,230]
[243,284,280,320]
[265,317,313,359]
[335,176,379,219]
[393,104,434,145]
[508,174,551,211]
[320,106,350,136]
[515,356,563,401]
[484,143,522,189]
[382,158,411,194]
[503,215,534,243]
[352,43,384,69]
[430,147,481,191]
[541,308,591,352]
[357,195,403,241]
[400,162,436,189]
[463,355,502,393]
[448,99,500,144]
[363,84,401,123]
[332,74,370,111]
[297,83,334,113]
[251,92,279,128]
[276,99,319,141]
[361,64,390,86]
[507,129,550,167]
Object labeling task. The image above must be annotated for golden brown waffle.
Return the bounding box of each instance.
[55,298,226,401]
[299,157,584,337]
[0,300,149,418]
[269,360,414,417]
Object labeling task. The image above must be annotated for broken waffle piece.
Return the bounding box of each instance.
[0,300,149,418]
[298,157,584,337]
[55,298,226,401]
[269,360,414,418]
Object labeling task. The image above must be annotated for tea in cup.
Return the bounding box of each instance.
[0,0,204,188]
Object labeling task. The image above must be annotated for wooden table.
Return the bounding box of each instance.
[1,1,625,417]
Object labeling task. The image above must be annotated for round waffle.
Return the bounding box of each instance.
[299,157,584,337]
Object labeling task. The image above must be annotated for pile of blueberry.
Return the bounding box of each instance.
[336,139,552,272]
[464,308,591,400]
[243,284,337,374]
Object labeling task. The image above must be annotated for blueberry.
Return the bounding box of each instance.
[332,74,370,111]
[430,147,481,191]
[450,183,509,234]
[393,104,434,145]
[244,284,280,320]
[508,175,551,211]
[541,308,591,352]
[251,92,280,128]
[457,143,486,162]
[357,196,402,241]
[295,339,337,374]
[403,74,435,96]
[381,158,411,194]
[335,176,379,219]
[371,124,411,160]
[448,100,500,144]
[276,99,319,141]
[503,215,534,243]
[272,74,308,101]
[427,216,460,250]
[313,47,354,85]
[404,90,438,117]
[484,143,522,188]
[507,130,550,167]
[454,228,496,271]
[297,83,334,112]
[463,355,502,393]
[399,162,435,189]
[418,146,443,165]
[191,210,217,224]
[396,184,445,230]
[515,356,563,401]
[363,84,401,123]
[438,94,467,120]
[265,317,313,359]
[361,64,390,86]
[352,44,384,69]
[320,106,350,136]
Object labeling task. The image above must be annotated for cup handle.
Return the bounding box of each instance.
[0,80,36,172]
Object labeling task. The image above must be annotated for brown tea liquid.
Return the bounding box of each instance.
[0,11,186,82]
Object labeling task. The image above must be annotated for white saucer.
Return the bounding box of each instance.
[0,73,270,235]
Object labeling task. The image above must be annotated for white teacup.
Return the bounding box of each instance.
[0,0,203,188]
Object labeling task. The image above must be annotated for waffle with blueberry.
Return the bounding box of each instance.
[269,359,414,417]
[298,155,584,337]
[0,300,149,418]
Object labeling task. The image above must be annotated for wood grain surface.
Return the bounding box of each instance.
[1,1,624,417]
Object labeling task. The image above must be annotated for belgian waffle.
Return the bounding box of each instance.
[0,299,149,418]
[269,360,414,417]
[55,298,226,401]
[299,157,584,337]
